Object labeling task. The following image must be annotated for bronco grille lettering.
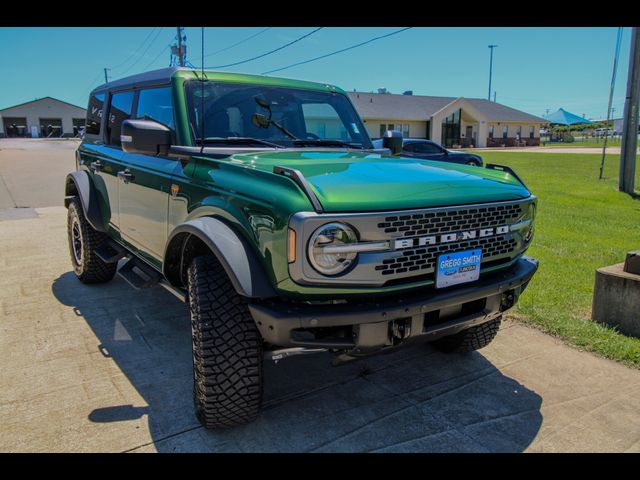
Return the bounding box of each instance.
[395,225,509,250]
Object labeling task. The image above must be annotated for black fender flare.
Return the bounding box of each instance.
[64,171,106,232]
[164,217,276,299]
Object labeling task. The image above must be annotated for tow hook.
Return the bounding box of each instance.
[265,347,327,364]
[501,290,517,310]
[390,318,412,345]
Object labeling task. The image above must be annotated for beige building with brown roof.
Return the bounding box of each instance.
[348,91,548,148]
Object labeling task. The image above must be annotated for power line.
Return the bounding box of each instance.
[119,27,165,76]
[84,28,162,94]
[201,27,324,69]
[143,44,171,71]
[203,27,272,59]
[261,27,413,75]
[109,27,159,71]
[85,71,104,93]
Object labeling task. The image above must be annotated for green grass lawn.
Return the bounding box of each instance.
[477,151,640,367]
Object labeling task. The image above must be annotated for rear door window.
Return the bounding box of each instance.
[107,91,135,147]
[85,92,105,136]
[413,142,444,155]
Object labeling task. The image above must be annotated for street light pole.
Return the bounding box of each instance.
[488,45,498,101]
[620,27,640,194]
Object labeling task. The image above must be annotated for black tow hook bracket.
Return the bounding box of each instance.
[265,347,327,364]
[501,290,517,311]
[390,318,412,345]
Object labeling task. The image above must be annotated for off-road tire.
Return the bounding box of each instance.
[431,316,502,353]
[188,255,263,429]
[67,198,117,284]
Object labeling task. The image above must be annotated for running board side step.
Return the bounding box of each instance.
[95,240,127,264]
[159,281,188,303]
[117,258,162,289]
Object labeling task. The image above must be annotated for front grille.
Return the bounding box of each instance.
[375,236,518,276]
[288,197,534,287]
[372,203,525,282]
[378,203,523,237]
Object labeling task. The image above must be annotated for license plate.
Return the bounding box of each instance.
[436,249,483,288]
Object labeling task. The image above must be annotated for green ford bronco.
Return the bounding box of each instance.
[65,67,538,429]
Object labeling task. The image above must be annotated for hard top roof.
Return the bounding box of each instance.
[91,67,343,95]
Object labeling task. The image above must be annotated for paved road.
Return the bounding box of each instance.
[0,138,78,208]
[1,206,639,452]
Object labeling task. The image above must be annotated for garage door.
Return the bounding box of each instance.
[39,118,63,138]
[3,117,28,137]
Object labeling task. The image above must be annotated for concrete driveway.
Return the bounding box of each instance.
[1,139,640,452]
[0,137,79,208]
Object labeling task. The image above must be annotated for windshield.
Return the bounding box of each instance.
[185,81,373,149]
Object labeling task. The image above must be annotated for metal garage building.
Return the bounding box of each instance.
[0,97,86,138]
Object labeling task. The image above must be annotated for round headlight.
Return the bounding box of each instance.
[308,223,358,276]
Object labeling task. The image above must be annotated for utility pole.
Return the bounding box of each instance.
[493,92,497,103]
[488,45,498,101]
[620,27,640,194]
[103,68,110,84]
[177,27,184,67]
[171,27,187,67]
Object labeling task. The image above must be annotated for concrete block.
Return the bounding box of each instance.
[624,250,640,275]
[592,262,640,337]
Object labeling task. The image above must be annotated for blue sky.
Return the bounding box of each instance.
[0,27,631,120]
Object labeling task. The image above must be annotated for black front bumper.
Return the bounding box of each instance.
[249,256,538,353]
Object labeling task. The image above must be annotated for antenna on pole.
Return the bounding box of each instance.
[171,27,187,67]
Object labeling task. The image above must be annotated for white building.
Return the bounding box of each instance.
[348,91,548,148]
[0,97,86,138]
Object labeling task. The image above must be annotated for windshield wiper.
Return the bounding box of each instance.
[292,139,364,149]
[198,137,285,149]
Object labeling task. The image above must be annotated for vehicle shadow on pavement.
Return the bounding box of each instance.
[52,271,543,453]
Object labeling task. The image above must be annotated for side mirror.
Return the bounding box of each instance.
[382,130,403,155]
[121,119,172,156]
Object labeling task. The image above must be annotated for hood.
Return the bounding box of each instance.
[230,150,531,212]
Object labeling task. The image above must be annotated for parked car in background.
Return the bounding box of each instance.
[372,138,484,166]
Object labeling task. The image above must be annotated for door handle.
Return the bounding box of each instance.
[117,170,135,183]
[89,160,103,171]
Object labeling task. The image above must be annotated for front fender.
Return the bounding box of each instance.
[64,171,106,232]
[164,217,276,299]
